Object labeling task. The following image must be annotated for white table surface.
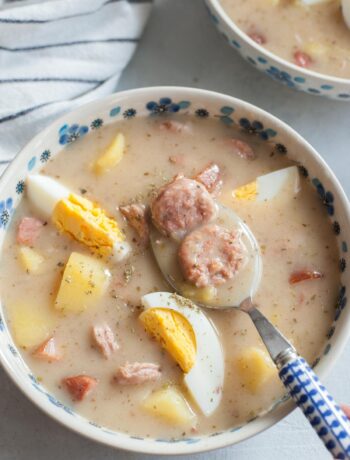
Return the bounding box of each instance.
[1,1,350,459]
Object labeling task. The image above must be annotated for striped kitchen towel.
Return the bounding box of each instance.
[0,0,152,171]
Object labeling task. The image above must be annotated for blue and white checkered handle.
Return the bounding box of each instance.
[278,351,350,459]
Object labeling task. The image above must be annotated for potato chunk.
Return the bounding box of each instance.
[55,252,110,314]
[11,303,53,348]
[93,132,125,174]
[19,246,44,274]
[180,283,216,304]
[142,386,196,426]
[236,347,276,393]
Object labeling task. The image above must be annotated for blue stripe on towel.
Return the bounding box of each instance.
[0,38,138,52]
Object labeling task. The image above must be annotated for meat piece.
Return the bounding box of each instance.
[63,375,97,401]
[91,323,119,358]
[17,217,44,246]
[159,120,192,134]
[151,175,217,240]
[289,270,323,284]
[194,163,223,195]
[227,138,256,160]
[294,51,312,68]
[114,362,161,385]
[33,337,61,362]
[178,223,246,287]
[248,32,266,45]
[119,204,149,247]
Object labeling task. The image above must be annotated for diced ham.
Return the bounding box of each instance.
[91,323,119,359]
[194,163,223,196]
[33,337,61,362]
[63,375,97,401]
[119,203,149,247]
[294,51,312,68]
[17,217,44,246]
[159,120,192,135]
[227,138,256,160]
[248,32,266,45]
[114,362,161,385]
[289,270,324,284]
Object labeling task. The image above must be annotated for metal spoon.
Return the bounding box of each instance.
[150,206,350,458]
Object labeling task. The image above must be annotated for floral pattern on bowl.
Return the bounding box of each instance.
[0,88,348,456]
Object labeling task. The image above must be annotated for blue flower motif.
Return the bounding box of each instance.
[0,197,13,228]
[239,118,277,140]
[218,106,234,125]
[146,98,190,115]
[195,108,209,118]
[8,344,17,357]
[298,165,309,178]
[28,156,36,171]
[333,221,341,235]
[16,180,25,194]
[110,106,121,117]
[59,124,89,145]
[335,285,347,321]
[90,118,103,130]
[266,66,296,88]
[274,143,287,154]
[123,108,137,119]
[340,258,346,273]
[40,149,51,163]
[311,178,334,215]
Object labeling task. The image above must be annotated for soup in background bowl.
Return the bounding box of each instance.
[206,0,350,100]
[0,87,349,455]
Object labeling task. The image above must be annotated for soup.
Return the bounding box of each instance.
[0,114,339,439]
[220,0,350,79]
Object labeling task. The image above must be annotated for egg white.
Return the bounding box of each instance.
[141,292,225,417]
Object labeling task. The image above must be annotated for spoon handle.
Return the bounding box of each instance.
[247,306,350,458]
[277,349,350,459]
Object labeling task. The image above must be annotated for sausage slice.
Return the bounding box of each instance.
[178,223,246,287]
[151,175,217,240]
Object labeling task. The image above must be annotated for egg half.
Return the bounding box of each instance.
[233,166,300,202]
[26,174,130,261]
[140,292,225,417]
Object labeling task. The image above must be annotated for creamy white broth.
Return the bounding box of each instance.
[0,114,340,438]
[220,0,350,79]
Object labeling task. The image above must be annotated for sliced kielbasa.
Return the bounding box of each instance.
[151,175,217,240]
[178,223,246,287]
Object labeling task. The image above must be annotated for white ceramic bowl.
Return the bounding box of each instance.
[0,87,349,455]
[206,0,350,100]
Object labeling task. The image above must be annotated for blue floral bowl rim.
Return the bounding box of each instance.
[0,86,350,455]
[207,0,350,86]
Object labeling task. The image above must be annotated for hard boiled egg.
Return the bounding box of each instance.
[140,292,224,417]
[233,166,300,202]
[26,175,130,262]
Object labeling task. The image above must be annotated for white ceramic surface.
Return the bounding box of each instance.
[206,0,350,100]
[0,87,349,456]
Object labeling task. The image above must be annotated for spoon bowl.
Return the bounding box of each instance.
[150,204,262,309]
